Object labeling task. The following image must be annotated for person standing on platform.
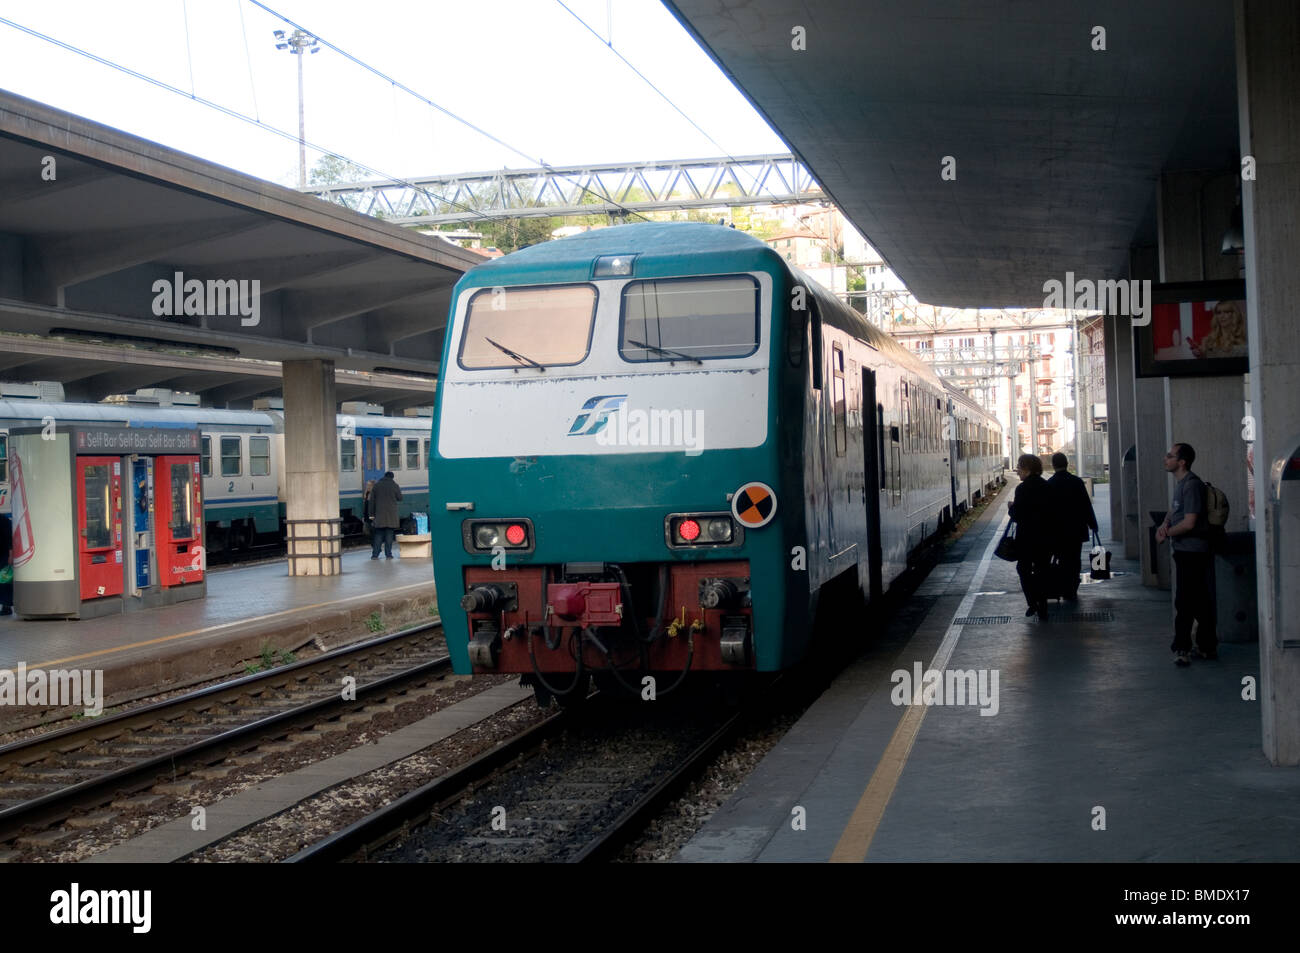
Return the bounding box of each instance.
[0,512,12,615]
[369,471,403,560]
[1046,452,1099,602]
[1009,453,1052,621]
[1156,443,1217,666]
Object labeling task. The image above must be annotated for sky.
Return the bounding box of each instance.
[0,0,787,189]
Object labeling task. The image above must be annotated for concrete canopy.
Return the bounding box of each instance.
[0,90,483,376]
[665,0,1241,307]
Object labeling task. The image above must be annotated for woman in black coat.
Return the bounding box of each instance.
[1008,453,1052,621]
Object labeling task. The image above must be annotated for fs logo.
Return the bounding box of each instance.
[568,395,628,436]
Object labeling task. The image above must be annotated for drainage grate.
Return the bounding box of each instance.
[1054,610,1115,623]
[955,616,1013,625]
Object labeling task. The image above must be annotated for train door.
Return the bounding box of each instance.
[359,431,387,488]
[862,368,884,600]
[76,456,123,601]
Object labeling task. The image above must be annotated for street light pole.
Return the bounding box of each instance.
[273,29,320,189]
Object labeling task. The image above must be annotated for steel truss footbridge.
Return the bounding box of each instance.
[307,154,821,225]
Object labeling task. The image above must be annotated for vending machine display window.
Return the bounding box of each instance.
[170,463,194,540]
[83,464,113,550]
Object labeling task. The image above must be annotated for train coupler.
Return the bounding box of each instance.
[719,615,752,666]
[468,620,502,668]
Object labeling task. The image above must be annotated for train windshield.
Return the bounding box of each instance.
[458,284,596,370]
[619,275,760,362]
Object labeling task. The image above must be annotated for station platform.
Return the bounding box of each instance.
[680,482,1300,863]
[0,550,436,729]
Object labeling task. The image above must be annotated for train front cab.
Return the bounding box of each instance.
[430,235,803,699]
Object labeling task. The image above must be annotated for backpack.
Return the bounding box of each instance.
[1204,481,1230,529]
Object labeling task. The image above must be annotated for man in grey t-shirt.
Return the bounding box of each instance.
[1156,443,1217,666]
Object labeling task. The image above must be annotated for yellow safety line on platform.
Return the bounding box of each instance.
[829,513,1008,863]
[29,582,433,669]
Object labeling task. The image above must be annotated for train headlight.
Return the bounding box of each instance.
[592,254,636,278]
[665,512,742,549]
[706,518,733,542]
[463,519,534,554]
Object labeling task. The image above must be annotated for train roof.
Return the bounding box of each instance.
[456,221,781,286]
[0,400,276,428]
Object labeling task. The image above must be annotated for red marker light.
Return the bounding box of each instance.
[678,519,701,542]
[505,523,526,545]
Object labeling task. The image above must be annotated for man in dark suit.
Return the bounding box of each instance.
[367,471,403,559]
[1010,453,1053,621]
[1046,452,1099,601]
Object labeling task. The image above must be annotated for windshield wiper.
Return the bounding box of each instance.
[485,336,545,370]
[627,338,703,365]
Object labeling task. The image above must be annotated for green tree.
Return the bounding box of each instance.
[309,154,373,186]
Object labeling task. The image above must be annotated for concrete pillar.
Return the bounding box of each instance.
[1236,0,1300,765]
[1112,311,1140,557]
[1103,313,1123,540]
[282,359,341,576]
[1158,171,1251,538]
[1128,244,1171,587]
[1134,377,1172,588]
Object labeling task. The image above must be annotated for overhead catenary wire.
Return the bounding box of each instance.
[0,14,541,247]
[234,0,262,122]
[244,0,653,224]
[551,0,854,272]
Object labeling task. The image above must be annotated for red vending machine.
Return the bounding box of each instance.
[155,455,204,588]
[10,426,205,619]
[75,456,124,602]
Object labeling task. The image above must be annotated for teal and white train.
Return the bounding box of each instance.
[429,222,1003,704]
[0,400,432,551]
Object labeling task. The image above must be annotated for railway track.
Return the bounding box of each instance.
[0,621,447,845]
[286,684,760,864]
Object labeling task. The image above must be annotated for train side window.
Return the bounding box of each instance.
[878,404,887,490]
[832,344,846,457]
[387,438,402,469]
[406,438,420,470]
[423,438,430,468]
[340,438,356,471]
[900,381,910,453]
[810,296,823,390]
[220,436,241,477]
[0,433,7,483]
[250,436,270,477]
[200,435,211,478]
